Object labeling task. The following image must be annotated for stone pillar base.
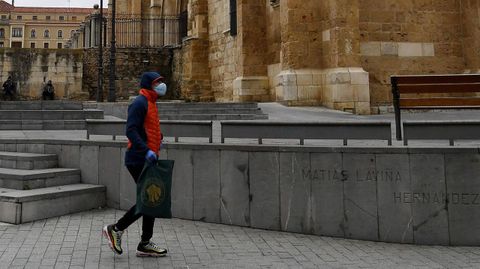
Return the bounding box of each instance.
[274,68,371,115]
[233,76,270,102]
[275,70,323,106]
[322,68,371,115]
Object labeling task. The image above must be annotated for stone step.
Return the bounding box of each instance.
[161,114,269,121]
[0,101,84,110]
[156,102,259,110]
[0,151,58,170]
[157,108,264,115]
[0,110,104,120]
[0,120,86,130]
[0,168,80,190]
[0,184,105,224]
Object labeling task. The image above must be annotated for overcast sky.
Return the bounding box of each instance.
[7,0,108,8]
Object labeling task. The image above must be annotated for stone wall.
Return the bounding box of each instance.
[359,0,467,110]
[179,0,480,114]
[2,138,480,246]
[82,47,181,100]
[0,48,83,100]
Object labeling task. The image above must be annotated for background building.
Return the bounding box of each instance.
[0,0,93,49]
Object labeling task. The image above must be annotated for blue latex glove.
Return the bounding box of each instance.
[145,150,158,163]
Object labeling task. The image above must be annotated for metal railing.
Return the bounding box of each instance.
[68,13,186,49]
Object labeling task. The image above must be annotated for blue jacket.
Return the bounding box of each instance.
[124,72,162,166]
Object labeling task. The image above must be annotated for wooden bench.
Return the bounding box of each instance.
[86,119,213,143]
[391,74,480,140]
[220,121,392,146]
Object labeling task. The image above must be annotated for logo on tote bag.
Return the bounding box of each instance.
[141,178,166,207]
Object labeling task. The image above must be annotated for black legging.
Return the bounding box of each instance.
[115,165,155,242]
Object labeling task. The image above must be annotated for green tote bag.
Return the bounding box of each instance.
[135,160,175,218]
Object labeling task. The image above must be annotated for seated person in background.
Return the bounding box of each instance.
[42,80,55,100]
[3,76,16,101]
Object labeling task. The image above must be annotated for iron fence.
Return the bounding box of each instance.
[72,13,188,49]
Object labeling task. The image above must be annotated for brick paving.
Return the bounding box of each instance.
[0,208,478,269]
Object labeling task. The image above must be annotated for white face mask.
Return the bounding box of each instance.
[154,83,167,96]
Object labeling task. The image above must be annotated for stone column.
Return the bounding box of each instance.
[275,0,324,106]
[181,0,212,101]
[461,0,480,72]
[276,0,370,114]
[320,0,370,114]
[232,0,269,102]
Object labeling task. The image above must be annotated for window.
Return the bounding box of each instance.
[46,16,51,20]
[33,16,37,20]
[72,16,77,21]
[16,15,22,20]
[59,16,64,21]
[0,42,4,48]
[30,42,35,48]
[30,29,35,38]
[44,42,49,48]
[12,28,23,37]
[229,0,237,36]
[1,15,7,20]
[57,43,62,49]
[0,28,4,38]
[58,30,62,38]
[11,42,22,48]
[44,30,49,38]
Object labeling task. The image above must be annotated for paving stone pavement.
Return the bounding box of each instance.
[0,208,478,269]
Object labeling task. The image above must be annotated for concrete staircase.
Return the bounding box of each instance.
[157,102,269,120]
[0,101,104,130]
[0,151,105,224]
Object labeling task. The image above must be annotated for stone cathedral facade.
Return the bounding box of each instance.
[119,0,480,114]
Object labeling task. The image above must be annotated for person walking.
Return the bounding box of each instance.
[103,72,168,257]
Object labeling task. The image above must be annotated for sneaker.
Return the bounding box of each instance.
[102,224,123,255]
[136,241,168,257]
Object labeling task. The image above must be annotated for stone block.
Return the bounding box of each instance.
[445,154,480,246]
[310,153,344,237]
[169,149,194,220]
[45,144,62,157]
[79,146,99,185]
[350,70,369,85]
[410,154,449,245]
[398,42,423,57]
[282,84,298,101]
[342,154,378,241]
[353,85,370,102]
[381,42,398,56]
[99,147,121,208]
[354,102,372,115]
[376,154,413,243]
[360,42,381,56]
[422,43,435,56]
[326,70,351,85]
[280,152,311,234]
[193,150,221,223]
[0,202,21,224]
[333,84,354,102]
[249,152,280,230]
[60,145,80,168]
[21,197,70,223]
[322,29,331,42]
[26,144,44,154]
[220,151,250,227]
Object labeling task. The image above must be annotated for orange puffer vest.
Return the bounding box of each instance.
[128,89,161,154]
